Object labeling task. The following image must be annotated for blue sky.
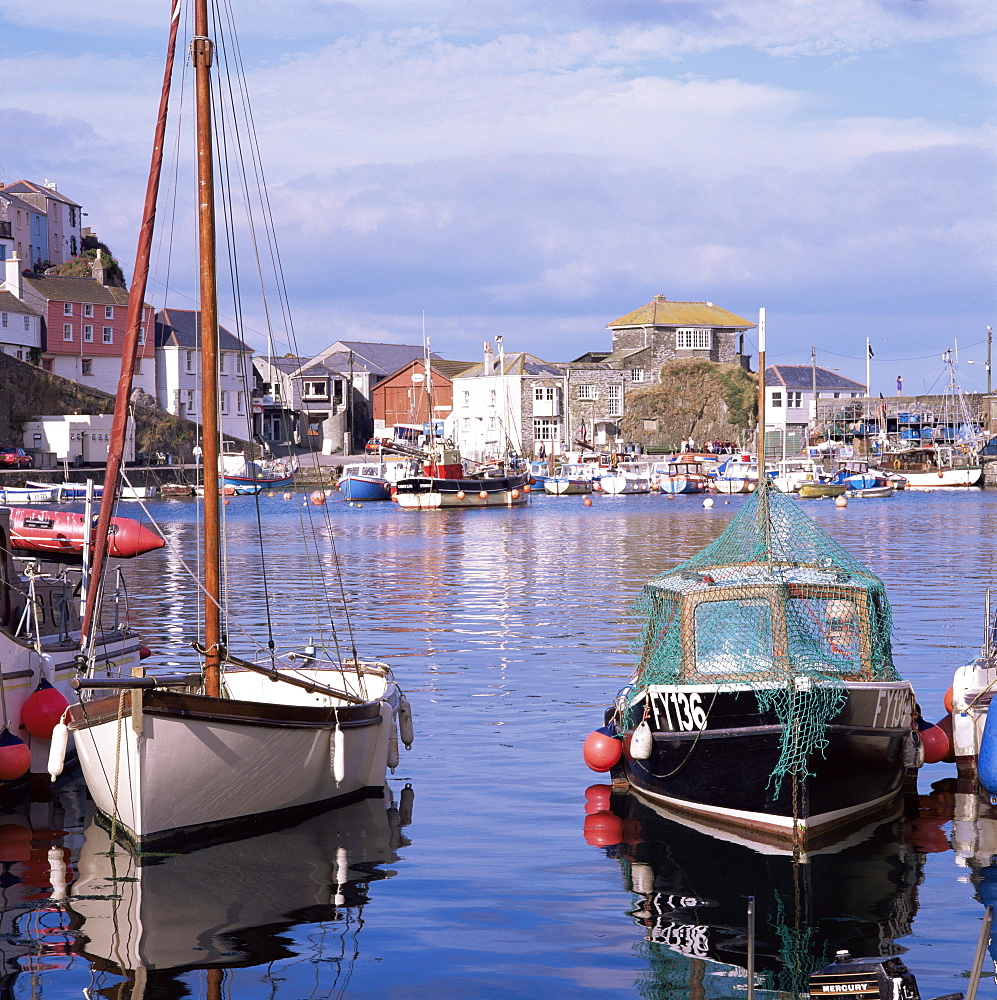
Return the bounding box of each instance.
[1,0,994,394]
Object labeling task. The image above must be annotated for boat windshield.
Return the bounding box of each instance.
[694,599,774,674]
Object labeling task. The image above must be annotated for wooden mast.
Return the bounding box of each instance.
[81,0,181,645]
[193,0,223,697]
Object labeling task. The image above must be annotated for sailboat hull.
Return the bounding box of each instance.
[68,668,401,848]
[395,474,530,508]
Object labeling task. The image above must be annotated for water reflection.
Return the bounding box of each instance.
[591,790,921,998]
[63,787,413,999]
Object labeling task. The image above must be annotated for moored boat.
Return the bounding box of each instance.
[871,447,982,488]
[797,480,848,499]
[711,455,758,494]
[654,459,710,495]
[0,485,58,504]
[586,480,921,845]
[845,484,894,499]
[338,460,413,501]
[543,462,597,496]
[598,462,651,495]
[394,442,529,508]
[220,453,297,493]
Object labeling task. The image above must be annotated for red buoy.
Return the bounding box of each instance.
[584,784,612,814]
[478,490,489,500]
[917,718,950,765]
[21,679,70,740]
[0,730,31,782]
[583,811,624,846]
[583,727,622,772]
[934,714,956,763]
[943,686,954,714]
[139,645,153,660]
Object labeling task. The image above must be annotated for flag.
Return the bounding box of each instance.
[867,343,874,358]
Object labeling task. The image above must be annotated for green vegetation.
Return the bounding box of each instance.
[51,235,126,287]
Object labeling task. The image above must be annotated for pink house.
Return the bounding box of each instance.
[0,190,46,267]
[0,180,83,265]
[4,253,156,398]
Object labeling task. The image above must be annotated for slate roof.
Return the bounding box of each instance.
[766,365,866,391]
[608,294,754,330]
[314,340,441,376]
[155,308,251,353]
[0,190,42,216]
[0,291,40,316]
[458,352,563,378]
[1,180,81,209]
[23,273,131,306]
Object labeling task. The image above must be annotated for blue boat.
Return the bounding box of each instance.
[338,462,393,501]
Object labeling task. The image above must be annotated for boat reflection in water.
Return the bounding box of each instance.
[68,785,413,998]
[588,789,922,998]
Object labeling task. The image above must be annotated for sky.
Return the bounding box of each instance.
[1,0,995,394]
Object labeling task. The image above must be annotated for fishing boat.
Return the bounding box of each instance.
[220,452,297,493]
[393,441,529,508]
[0,485,58,504]
[598,461,652,495]
[585,312,921,846]
[770,457,829,494]
[797,480,848,499]
[711,455,759,494]
[337,459,413,501]
[954,589,997,783]
[66,0,410,849]
[543,462,598,496]
[871,447,982,488]
[830,460,885,492]
[653,459,711,495]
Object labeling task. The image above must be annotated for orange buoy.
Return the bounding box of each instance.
[310,490,326,505]
[943,686,954,714]
[934,714,955,763]
[917,719,949,765]
[478,490,488,500]
[511,489,520,500]
[584,784,613,814]
[583,497,593,507]
[592,481,602,491]
[583,727,622,771]
[456,490,466,500]
[21,679,69,740]
[583,811,624,846]
[0,730,31,782]
[523,484,531,493]
[283,492,293,500]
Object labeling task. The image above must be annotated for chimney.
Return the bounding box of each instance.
[4,252,22,299]
[482,341,494,375]
[90,248,106,285]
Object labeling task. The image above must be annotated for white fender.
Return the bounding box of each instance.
[398,693,414,748]
[630,719,653,760]
[387,724,399,771]
[48,722,69,782]
[334,845,348,906]
[331,724,345,784]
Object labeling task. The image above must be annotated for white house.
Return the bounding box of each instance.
[765,364,867,458]
[0,289,41,361]
[155,308,255,442]
[23,414,134,466]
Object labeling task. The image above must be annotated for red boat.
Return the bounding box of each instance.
[7,508,164,559]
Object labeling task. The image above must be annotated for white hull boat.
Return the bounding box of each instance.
[599,472,651,495]
[871,465,982,488]
[69,663,402,847]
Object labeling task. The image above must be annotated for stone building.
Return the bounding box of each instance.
[601,294,755,382]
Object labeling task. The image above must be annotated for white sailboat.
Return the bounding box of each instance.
[66,0,409,849]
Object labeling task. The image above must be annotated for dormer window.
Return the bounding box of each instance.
[676,328,712,350]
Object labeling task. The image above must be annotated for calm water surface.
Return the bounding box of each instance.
[3,488,996,998]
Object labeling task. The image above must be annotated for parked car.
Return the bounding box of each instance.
[0,447,32,468]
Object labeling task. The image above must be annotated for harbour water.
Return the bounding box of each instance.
[3,488,995,998]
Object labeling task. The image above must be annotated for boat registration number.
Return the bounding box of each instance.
[647,690,708,733]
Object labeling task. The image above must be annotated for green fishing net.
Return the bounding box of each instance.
[630,481,900,789]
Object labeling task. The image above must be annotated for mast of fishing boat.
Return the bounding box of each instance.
[757,308,766,469]
[194,0,223,697]
[81,0,181,646]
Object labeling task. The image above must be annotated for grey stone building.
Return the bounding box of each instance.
[601,294,755,382]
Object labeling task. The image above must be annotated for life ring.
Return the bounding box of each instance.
[893,459,901,469]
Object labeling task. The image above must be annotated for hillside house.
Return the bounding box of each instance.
[0,180,83,265]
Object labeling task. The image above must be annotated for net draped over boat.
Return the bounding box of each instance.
[630,482,900,790]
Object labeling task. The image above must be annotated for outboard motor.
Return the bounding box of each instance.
[808,949,963,1000]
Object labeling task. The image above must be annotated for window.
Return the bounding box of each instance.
[303,380,328,398]
[533,417,557,440]
[81,358,93,376]
[219,352,227,374]
[237,354,244,373]
[0,313,6,328]
[104,306,114,319]
[22,316,29,331]
[63,302,72,316]
[462,391,470,406]
[137,326,145,345]
[102,327,113,344]
[788,391,802,408]
[850,392,860,398]
[186,350,195,373]
[631,369,645,382]
[676,328,712,350]
[70,237,77,256]
[84,325,93,342]
[84,303,93,318]
[220,390,229,414]
[577,384,597,400]
[832,392,840,399]
[607,384,622,416]
[771,391,783,407]
[534,386,555,403]
[462,417,470,433]
[237,392,244,414]
[63,323,73,341]
[70,208,77,227]
[186,389,196,414]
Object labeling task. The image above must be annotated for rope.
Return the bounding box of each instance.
[109,689,127,849]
